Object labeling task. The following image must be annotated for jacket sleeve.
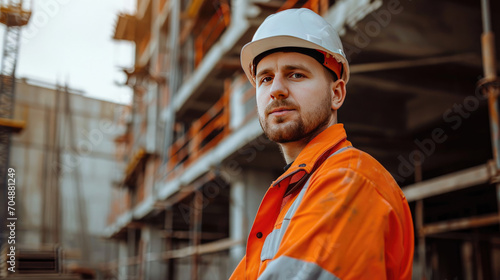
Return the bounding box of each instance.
[258,167,412,280]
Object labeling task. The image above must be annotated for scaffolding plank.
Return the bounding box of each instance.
[161,230,226,240]
[422,213,500,235]
[402,164,491,202]
[155,238,241,261]
[350,53,478,74]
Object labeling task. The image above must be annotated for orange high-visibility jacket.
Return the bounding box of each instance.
[230,124,414,279]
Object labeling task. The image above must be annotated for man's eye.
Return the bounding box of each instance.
[290,73,305,79]
[261,77,273,84]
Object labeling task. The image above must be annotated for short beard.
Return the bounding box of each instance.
[262,115,306,143]
[259,92,332,144]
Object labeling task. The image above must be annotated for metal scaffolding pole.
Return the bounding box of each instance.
[480,0,499,168]
[52,85,62,244]
[164,208,175,279]
[63,83,90,265]
[479,0,500,236]
[478,1,499,278]
[190,190,202,280]
[413,155,429,280]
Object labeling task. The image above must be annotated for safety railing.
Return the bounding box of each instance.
[135,154,156,205]
[136,176,146,204]
[168,80,231,173]
[107,188,131,226]
[137,32,151,62]
[194,2,230,66]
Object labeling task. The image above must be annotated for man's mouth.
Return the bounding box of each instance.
[269,107,295,116]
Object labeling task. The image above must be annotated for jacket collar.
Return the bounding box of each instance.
[272,123,350,188]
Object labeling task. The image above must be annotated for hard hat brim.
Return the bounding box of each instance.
[241,35,350,87]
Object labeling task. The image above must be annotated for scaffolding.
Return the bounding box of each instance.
[0,0,30,244]
[105,0,500,278]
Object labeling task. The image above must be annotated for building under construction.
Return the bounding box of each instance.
[1,79,127,279]
[105,0,500,279]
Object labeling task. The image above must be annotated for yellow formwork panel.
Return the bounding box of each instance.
[0,117,25,133]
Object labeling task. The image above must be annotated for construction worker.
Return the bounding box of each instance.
[230,8,414,279]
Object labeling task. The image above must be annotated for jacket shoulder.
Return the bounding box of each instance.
[319,147,406,207]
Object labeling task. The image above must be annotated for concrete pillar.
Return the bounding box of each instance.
[146,85,158,154]
[229,179,246,271]
[244,169,274,228]
[147,227,167,280]
[140,227,151,280]
[228,168,274,274]
[229,79,245,130]
[231,0,248,21]
[461,242,474,280]
[127,228,138,277]
[118,240,128,279]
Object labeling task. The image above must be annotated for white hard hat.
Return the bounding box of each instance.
[241,8,349,87]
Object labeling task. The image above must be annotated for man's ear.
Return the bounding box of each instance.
[331,79,346,110]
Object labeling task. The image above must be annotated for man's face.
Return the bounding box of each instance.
[255,52,335,143]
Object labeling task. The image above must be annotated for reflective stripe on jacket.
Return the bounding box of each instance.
[230,124,414,279]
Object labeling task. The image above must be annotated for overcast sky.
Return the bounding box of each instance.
[2,0,136,104]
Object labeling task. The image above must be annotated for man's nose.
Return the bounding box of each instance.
[269,75,289,99]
